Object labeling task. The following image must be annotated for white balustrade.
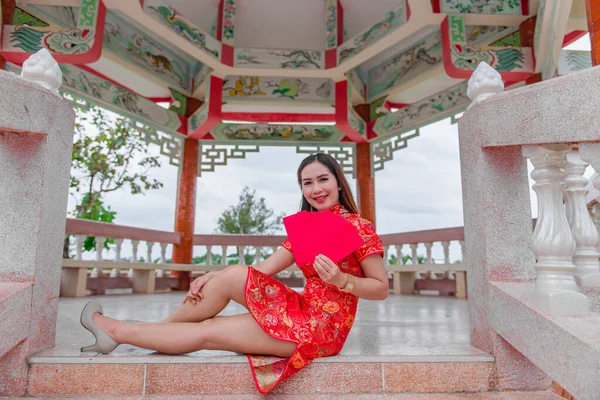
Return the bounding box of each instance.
[522,144,588,317]
[565,149,600,286]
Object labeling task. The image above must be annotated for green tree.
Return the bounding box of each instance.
[216,187,284,235]
[64,106,164,257]
[216,187,284,262]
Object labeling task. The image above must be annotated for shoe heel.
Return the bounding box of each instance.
[81,343,101,353]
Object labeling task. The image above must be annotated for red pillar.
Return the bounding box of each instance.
[586,0,600,66]
[354,104,376,227]
[172,138,198,290]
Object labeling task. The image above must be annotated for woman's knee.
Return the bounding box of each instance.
[216,265,248,303]
[219,264,248,283]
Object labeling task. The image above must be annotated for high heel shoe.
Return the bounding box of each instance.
[80,301,118,354]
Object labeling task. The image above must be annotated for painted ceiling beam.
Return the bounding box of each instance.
[371,81,469,139]
[0,0,106,64]
[221,112,335,124]
[431,0,530,16]
[5,61,185,136]
[217,0,234,66]
[335,80,367,143]
[324,0,343,69]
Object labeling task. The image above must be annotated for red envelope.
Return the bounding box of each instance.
[283,210,364,265]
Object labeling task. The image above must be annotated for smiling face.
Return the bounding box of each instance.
[300,161,340,211]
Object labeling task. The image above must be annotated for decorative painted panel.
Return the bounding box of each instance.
[439,0,524,15]
[59,64,183,134]
[346,68,366,100]
[193,64,212,93]
[235,48,324,69]
[78,0,100,30]
[337,4,408,64]
[557,50,592,76]
[222,76,334,104]
[189,75,210,132]
[325,0,338,50]
[346,81,365,137]
[444,15,533,79]
[189,103,209,131]
[3,3,104,63]
[372,82,469,138]
[144,0,220,60]
[466,25,516,45]
[102,10,195,93]
[367,29,442,101]
[221,0,235,45]
[211,123,344,142]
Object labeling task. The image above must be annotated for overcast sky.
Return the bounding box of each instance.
[67,35,591,263]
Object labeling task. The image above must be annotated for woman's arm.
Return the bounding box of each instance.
[348,254,389,300]
[313,254,388,300]
[253,247,296,277]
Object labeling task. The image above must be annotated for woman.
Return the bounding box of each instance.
[80,153,388,394]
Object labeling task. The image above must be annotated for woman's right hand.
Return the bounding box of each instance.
[183,272,217,304]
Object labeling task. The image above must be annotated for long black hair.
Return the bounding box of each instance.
[296,153,360,214]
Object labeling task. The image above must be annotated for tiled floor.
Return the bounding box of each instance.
[40,291,491,361]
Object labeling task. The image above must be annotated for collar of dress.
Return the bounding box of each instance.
[329,204,346,215]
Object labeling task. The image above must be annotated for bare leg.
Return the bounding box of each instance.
[94,313,296,356]
[163,265,248,323]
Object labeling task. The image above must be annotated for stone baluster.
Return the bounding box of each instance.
[90,237,106,278]
[522,144,588,316]
[129,239,139,278]
[395,244,404,265]
[75,234,85,260]
[442,241,451,279]
[255,246,262,264]
[409,243,423,278]
[591,204,600,246]
[424,242,435,279]
[565,148,600,286]
[206,245,213,266]
[238,246,245,265]
[131,240,156,295]
[157,242,168,278]
[110,238,124,278]
[221,245,228,266]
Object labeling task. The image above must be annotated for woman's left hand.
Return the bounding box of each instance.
[313,254,347,288]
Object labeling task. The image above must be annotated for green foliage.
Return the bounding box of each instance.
[216,187,284,235]
[387,254,427,265]
[66,105,164,257]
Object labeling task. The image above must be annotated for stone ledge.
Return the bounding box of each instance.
[459,65,600,148]
[489,281,600,400]
[0,70,75,137]
[29,352,495,364]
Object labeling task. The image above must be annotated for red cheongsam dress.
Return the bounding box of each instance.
[244,204,384,394]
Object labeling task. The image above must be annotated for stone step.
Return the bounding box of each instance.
[26,353,506,397]
[14,391,566,399]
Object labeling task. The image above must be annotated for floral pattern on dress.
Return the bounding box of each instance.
[245,204,383,394]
